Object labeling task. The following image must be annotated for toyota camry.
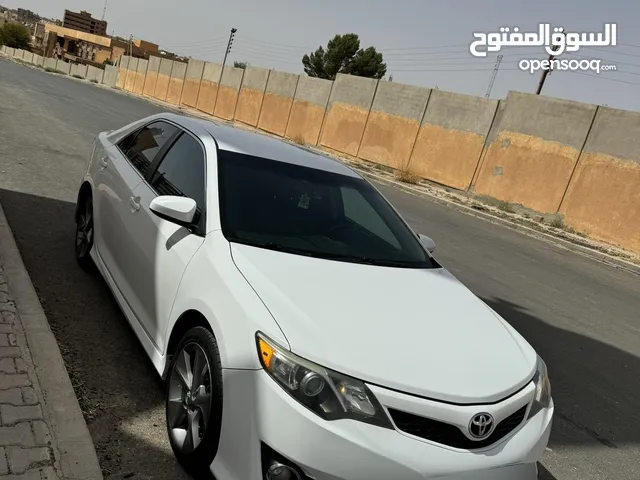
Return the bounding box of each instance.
[74,112,553,480]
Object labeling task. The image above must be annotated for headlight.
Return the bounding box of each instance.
[256,333,393,429]
[527,356,551,419]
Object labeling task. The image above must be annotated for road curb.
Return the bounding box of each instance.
[0,202,103,479]
[363,172,640,277]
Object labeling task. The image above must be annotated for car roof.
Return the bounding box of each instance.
[159,112,362,178]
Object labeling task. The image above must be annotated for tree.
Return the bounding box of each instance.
[302,33,386,80]
[233,61,248,69]
[0,23,31,49]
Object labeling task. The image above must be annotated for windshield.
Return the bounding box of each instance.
[218,150,437,269]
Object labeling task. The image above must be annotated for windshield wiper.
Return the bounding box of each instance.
[240,240,428,267]
[244,241,320,257]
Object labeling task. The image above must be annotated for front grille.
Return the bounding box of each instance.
[388,405,527,450]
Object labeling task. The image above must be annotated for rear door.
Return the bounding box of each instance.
[122,129,207,351]
[94,120,179,308]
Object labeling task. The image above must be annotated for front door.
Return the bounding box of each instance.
[95,120,179,322]
[119,130,207,351]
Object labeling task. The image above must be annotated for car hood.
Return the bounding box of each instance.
[231,244,537,404]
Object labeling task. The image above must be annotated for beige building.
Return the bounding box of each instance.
[32,23,160,67]
[34,23,112,64]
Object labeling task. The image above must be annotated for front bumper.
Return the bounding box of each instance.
[211,369,553,480]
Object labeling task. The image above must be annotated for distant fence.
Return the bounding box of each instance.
[2,44,638,254]
[1,46,118,87]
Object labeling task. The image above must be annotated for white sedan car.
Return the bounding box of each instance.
[75,113,553,480]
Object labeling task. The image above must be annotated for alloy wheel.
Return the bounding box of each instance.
[167,342,213,453]
[76,198,93,258]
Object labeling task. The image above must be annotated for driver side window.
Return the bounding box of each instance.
[340,186,400,249]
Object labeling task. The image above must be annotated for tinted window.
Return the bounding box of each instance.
[151,133,206,224]
[218,151,435,269]
[118,121,177,176]
[341,186,400,249]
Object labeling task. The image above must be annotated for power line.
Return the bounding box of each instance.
[385,66,521,73]
[565,52,640,69]
[580,45,640,59]
[566,69,640,86]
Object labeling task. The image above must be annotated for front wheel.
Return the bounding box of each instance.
[166,326,223,475]
[75,194,94,270]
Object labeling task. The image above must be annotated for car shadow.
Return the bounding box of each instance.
[1,187,639,479]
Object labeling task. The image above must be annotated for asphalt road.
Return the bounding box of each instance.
[1,58,640,480]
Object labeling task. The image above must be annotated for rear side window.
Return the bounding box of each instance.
[151,133,206,228]
[118,121,178,176]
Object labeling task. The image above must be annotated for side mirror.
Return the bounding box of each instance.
[150,196,197,229]
[418,234,436,253]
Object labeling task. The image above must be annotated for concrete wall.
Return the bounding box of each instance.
[70,63,88,78]
[13,49,24,59]
[133,58,148,95]
[103,65,118,87]
[116,56,129,89]
[6,47,15,57]
[22,51,34,64]
[32,54,43,67]
[87,65,104,83]
[197,62,222,115]
[234,67,270,127]
[258,71,299,136]
[180,59,205,108]
[124,57,139,92]
[320,74,379,156]
[144,56,161,97]
[55,59,71,75]
[358,81,431,170]
[166,61,187,105]
[285,76,332,146]
[44,57,57,70]
[560,107,640,252]
[409,90,498,190]
[214,66,244,120]
[154,58,174,101]
[473,91,597,213]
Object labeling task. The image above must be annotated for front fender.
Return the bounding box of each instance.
[164,230,289,370]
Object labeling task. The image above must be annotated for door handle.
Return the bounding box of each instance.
[99,157,108,169]
[129,196,141,212]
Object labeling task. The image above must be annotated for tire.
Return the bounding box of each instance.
[165,326,223,476]
[75,194,95,271]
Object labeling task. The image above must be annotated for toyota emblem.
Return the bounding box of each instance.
[469,413,495,440]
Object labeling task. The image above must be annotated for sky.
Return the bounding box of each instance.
[5,0,640,111]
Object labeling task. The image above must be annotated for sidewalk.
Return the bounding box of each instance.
[0,204,102,479]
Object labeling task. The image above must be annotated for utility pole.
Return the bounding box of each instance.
[213,28,237,115]
[222,28,237,68]
[129,34,133,57]
[536,34,565,95]
[485,54,503,98]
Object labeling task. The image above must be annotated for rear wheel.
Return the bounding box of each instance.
[166,326,223,475]
[75,194,94,270]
